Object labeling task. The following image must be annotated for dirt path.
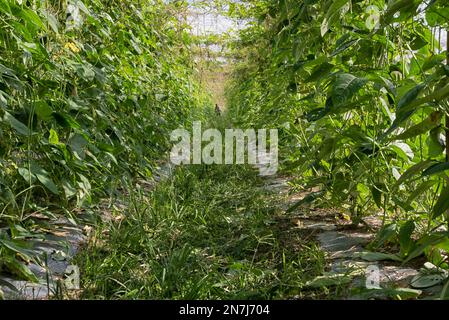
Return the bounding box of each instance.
[262,172,444,299]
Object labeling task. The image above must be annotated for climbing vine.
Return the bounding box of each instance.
[0,0,207,284]
[227,0,449,281]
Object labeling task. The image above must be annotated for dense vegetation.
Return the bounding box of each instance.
[226,0,449,272]
[2,0,449,300]
[77,162,327,299]
[0,0,206,285]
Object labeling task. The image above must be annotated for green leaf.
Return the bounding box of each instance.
[286,191,325,213]
[69,134,88,159]
[2,111,31,135]
[18,8,46,30]
[30,162,59,195]
[431,186,449,220]
[422,162,449,177]
[354,251,402,262]
[397,83,425,111]
[403,233,449,264]
[406,180,437,204]
[305,62,334,82]
[410,34,428,50]
[97,142,115,153]
[62,179,77,199]
[374,223,397,248]
[392,112,441,141]
[399,220,415,256]
[76,0,91,15]
[427,127,445,157]
[371,184,383,208]
[410,274,445,289]
[422,54,446,71]
[394,160,435,187]
[426,5,449,27]
[354,287,422,299]
[321,0,350,36]
[34,100,53,120]
[390,142,414,161]
[52,112,81,129]
[0,238,35,261]
[44,11,59,33]
[0,0,11,15]
[332,73,367,106]
[1,256,38,283]
[48,128,59,145]
[305,273,354,288]
[18,167,36,183]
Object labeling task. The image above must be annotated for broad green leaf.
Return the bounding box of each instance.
[18,8,46,30]
[374,223,397,248]
[426,5,449,27]
[2,111,31,135]
[397,83,425,113]
[422,54,446,71]
[2,256,38,283]
[30,162,59,195]
[371,184,383,208]
[410,273,445,289]
[382,0,421,25]
[332,73,367,105]
[399,220,415,256]
[427,127,445,157]
[403,233,449,264]
[410,34,428,50]
[392,112,441,141]
[62,180,77,199]
[406,180,437,204]
[52,112,81,129]
[305,62,334,82]
[44,11,59,33]
[34,100,53,120]
[69,134,88,159]
[390,142,414,161]
[321,0,350,36]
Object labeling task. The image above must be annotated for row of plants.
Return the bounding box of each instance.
[0,0,207,288]
[225,0,449,289]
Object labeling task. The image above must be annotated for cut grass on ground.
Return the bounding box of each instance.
[75,164,328,299]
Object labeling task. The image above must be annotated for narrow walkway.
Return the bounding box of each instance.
[2,129,445,300]
[264,173,445,299]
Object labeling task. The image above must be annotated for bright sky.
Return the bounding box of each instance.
[186,1,246,37]
[187,11,235,35]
